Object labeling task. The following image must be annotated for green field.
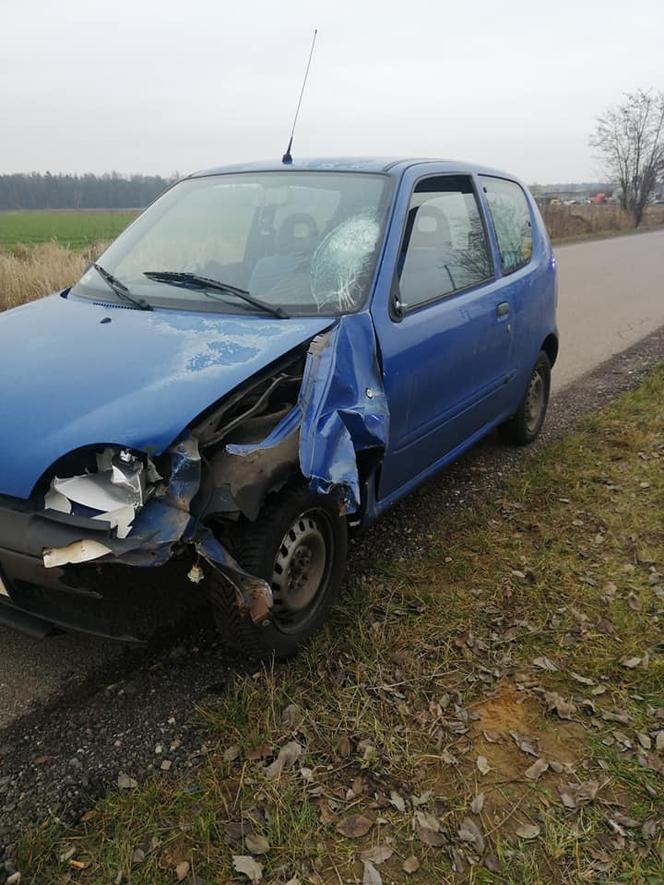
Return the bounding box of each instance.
[0,211,137,249]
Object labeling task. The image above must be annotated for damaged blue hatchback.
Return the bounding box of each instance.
[0,158,558,658]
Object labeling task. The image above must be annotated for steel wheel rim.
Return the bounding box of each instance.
[270,508,333,633]
[525,369,545,433]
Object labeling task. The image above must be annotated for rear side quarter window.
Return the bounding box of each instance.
[481,177,533,274]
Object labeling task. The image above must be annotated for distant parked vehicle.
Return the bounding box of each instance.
[0,157,558,658]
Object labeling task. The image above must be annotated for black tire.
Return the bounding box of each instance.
[500,351,551,446]
[209,482,348,660]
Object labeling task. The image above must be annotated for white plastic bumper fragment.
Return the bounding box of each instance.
[43,539,113,568]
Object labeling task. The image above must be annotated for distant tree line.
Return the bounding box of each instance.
[0,172,175,211]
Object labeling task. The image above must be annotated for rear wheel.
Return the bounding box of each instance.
[209,482,348,660]
[500,351,551,445]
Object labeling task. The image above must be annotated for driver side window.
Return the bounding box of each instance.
[398,175,493,311]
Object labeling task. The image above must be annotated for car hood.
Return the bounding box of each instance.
[0,293,333,499]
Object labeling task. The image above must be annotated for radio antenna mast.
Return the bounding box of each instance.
[282,28,318,165]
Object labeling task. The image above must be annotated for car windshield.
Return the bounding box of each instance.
[70,171,392,316]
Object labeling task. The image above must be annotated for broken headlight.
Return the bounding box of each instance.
[44,448,162,539]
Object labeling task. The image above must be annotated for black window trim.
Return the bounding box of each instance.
[478,174,535,277]
[390,171,496,321]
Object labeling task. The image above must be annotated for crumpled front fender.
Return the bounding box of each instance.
[226,312,389,513]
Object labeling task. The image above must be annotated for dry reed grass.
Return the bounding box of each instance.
[541,202,664,240]
[0,241,105,312]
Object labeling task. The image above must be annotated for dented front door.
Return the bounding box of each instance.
[371,169,512,501]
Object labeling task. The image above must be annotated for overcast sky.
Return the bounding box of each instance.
[1,0,662,183]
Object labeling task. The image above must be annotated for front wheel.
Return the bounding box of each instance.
[500,351,551,446]
[209,482,348,660]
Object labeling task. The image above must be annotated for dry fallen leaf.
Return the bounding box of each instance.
[336,814,374,839]
[484,852,501,873]
[483,729,501,743]
[413,811,445,847]
[533,655,558,672]
[511,732,538,757]
[642,819,657,839]
[570,672,594,686]
[245,833,270,855]
[265,741,302,779]
[621,656,642,669]
[636,732,651,750]
[359,845,393,864]
[223,745,241,763]
[362,861,382,885]
[476,755,491,775]
[281,703,304,728]
[471,793,485,814]
[389,790,406,813]
[402,855,420,874]
[458,817,485,854]
[245,742,271,761]
[557,780,599,809]
[232,855,264,883]
[525,758,549,781]
[117,772,137,790]
[544,691,577,720]
[516,823,540,840]
[175,860,190,881]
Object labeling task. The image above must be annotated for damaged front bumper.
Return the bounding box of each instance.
[0,437,273,641]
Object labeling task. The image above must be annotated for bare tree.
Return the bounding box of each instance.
[590,90,664,227]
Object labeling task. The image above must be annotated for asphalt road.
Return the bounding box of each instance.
[1,229,663,729]
[552,229,664,390]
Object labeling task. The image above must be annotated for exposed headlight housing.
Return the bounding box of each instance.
[44,447,162,539]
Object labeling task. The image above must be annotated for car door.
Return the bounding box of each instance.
[478,174,542,395]
[371,170,514,501]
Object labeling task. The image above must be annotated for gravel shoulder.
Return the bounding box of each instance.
[1,324,663,861]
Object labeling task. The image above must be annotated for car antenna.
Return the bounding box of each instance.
[282,28,318,165]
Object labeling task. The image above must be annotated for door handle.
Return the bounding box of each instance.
[496,301,510,318]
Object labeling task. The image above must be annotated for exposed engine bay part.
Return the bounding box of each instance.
[43,448,162,541]
[217,312,390,515]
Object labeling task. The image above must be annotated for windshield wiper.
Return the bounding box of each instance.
[91,263,153,311]
[143,271,288,319]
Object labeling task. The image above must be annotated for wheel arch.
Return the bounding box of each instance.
[541,333,559,367]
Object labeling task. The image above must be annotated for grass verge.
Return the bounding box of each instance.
[12,369,664,884]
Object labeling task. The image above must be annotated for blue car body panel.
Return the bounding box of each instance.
[0,293,332,499]
[369,162,557,503]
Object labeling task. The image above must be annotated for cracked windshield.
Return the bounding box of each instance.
[70,172,390,315]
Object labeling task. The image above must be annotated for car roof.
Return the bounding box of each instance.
[190,156,516,180]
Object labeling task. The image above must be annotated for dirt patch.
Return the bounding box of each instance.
[471,683,586,774]
[422,683,592,842]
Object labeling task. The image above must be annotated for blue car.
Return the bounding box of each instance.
[0,158,558,658]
